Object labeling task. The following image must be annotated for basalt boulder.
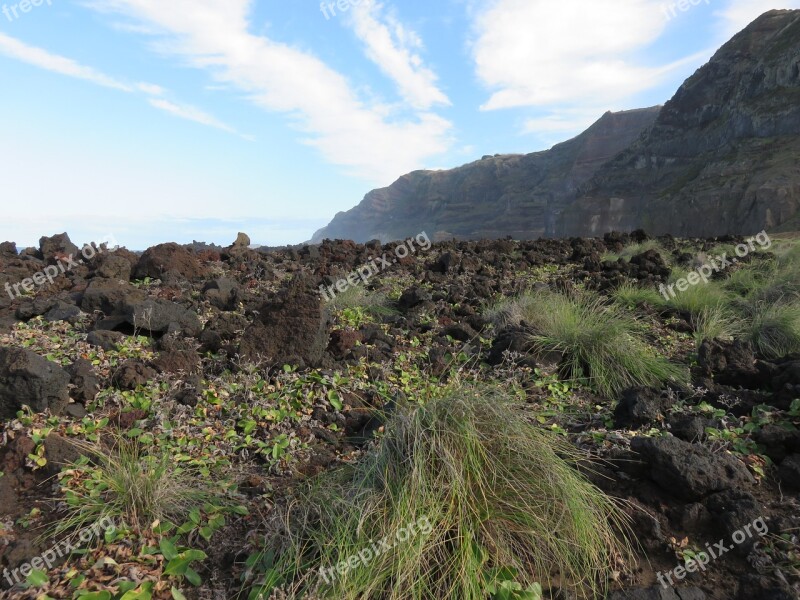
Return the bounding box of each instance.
[0,347,71,418]
[134,243,208,281]
[239,276,329,368]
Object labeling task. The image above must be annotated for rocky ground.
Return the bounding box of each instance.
[0,231,798,600]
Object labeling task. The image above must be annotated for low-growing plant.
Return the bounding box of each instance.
[54,434,229,536]
[601,240,668,264]
[250,384,632,600]
[736,299,800,359]
[612,282,667,310]
[663,269,732,316]
[329,285,397,319]
[690,305,742,346]
[490,290,688,397]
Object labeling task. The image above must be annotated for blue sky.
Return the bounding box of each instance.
[0,0,797,249]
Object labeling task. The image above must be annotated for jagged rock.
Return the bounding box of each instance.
[698,339,764,388]
[232,232,251,248]
[134,243,207,281]
[43,301,82,324]
[44,432,82,475]
[86,330,124,351]
[631,435,755,500]
[239,276,329,368]
[150,349,200,375]
[111,360,157,390]
[615,388,675,428]
[122,299,202,337]
[486,326,533,366]
[66,359,99,404]
[200,313,248,353]
[398,286,432,311]
[753,425,800,462]
[705,489,764,556]
[778,454,800,491]
[94,254,133,280]
[81,279,146,315]
[0,242,17,258]
[0,347,70,418]
[15,297,56,321]
[328,329,364,359]
[203,278,240,311]
[39,232,78,263]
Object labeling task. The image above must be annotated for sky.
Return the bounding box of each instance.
[0,0,798,250]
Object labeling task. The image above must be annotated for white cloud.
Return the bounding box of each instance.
[348,2,450,109]
[87,0,453,183]
[714,0,800,38]
[0,32,245,136]
[148,98,246,137]
[472,0,672,111]
[0,32,134,91]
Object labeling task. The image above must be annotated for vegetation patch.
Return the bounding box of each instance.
[251,384,632,600]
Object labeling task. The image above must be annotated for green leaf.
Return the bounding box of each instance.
[163,550,207,577]
[75,592,112,600]
[117,581,138,593]
[119,582,153,600]
[26,568,48,587]
[171,588,188,600]
[184,567,202,586]
[327,390,343,411]
[159,538,180,561]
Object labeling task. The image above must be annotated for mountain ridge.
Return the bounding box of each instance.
[312,9,800,244]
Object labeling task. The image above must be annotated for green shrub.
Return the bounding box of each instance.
[254,385,631,600]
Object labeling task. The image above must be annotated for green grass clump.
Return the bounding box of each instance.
[54,436,225,535]
[602,240,668,264]
[256,384,631,600]
[490,290,688,397]
[690,306,742,347]
[328,285,397,318]
[663,269,733,317]
[612,282,667,310]
[736,299,800,359]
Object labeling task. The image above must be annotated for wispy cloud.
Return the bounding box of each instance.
[0,32,245,136]
[348,2,450,110]
[86,0,453,183]
[0,31,134,91]
[147,98,249,138]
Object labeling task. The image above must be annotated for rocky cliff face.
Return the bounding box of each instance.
[313,9,800,243]
[311,107,660,242]
[560,9,800,237]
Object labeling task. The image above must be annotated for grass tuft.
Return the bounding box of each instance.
[53,435,225,536]
[490,290,688,397]
[256,384,631,600]
[602,240,668,264]
[328,285,397,318]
